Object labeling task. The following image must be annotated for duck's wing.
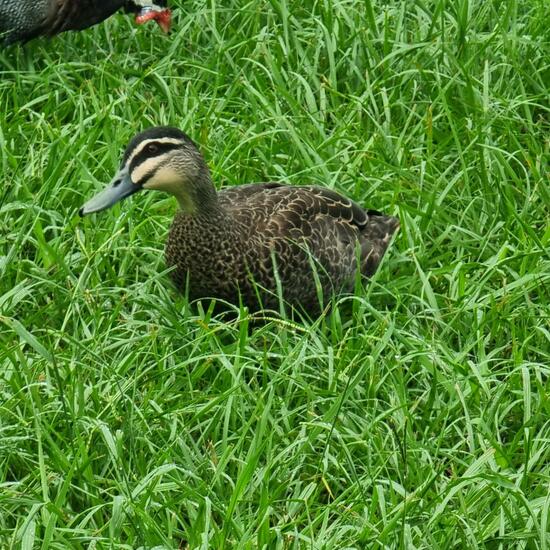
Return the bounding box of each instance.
[282,185,399,278]
[219,182,369,228]
[219,183,399,278]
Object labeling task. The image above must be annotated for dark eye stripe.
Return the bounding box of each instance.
[129,141,179,173]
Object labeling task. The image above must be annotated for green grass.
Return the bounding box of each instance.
[1,0,549,547]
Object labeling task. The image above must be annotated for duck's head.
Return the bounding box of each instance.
[80,127,216,217]
[126,1,172,33]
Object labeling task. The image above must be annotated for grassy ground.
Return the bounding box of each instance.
[1,0,549,548]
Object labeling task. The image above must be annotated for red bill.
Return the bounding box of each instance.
[135,8,172,33]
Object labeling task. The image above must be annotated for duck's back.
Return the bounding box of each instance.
[220,182,399,279]
[167,182,398,311]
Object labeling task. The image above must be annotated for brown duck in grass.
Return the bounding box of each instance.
[80,127,399,313]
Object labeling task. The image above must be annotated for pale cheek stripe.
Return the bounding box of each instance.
[131,153,172,184]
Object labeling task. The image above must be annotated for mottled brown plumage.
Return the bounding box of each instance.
[80,127,399,313]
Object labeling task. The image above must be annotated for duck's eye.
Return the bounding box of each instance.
[146,143,159,154]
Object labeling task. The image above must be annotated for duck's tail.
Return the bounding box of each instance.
[359,212,400,277]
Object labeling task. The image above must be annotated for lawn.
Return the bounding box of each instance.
[0,0,549,548]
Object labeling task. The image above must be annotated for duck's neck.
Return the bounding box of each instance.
[174,171,224,218]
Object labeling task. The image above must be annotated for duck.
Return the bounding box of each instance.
[0,0,171,45]
[79,127,400,313]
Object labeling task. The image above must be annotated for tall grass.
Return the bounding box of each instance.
[0,0,548,547]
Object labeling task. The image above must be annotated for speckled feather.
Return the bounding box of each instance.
[166,182,399,312]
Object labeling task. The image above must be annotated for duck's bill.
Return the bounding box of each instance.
[135,7,172,33]
[79,168,140,217]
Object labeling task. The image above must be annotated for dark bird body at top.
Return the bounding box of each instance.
[0,0,170,44]
[80,127,400,313]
